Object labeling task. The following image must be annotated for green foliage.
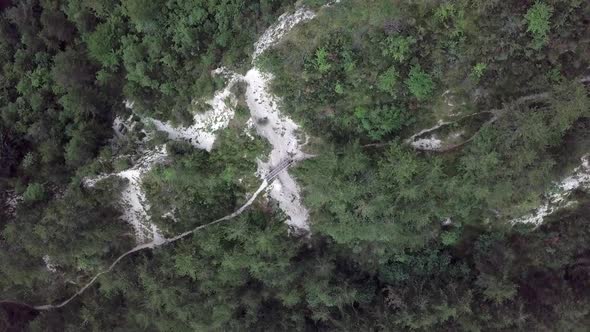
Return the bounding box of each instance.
[65,127,99,168]
[113,158,130,172]
[525,2,553,49]
[354,105,410,140]
[433,2,467,37]
[405,65,434,101]
[377,66,399,94]
[334,82,344,94]
[441,229,460,246]
[123,0,163,32]
[470,62,487,81]
[86,16,123,68]
[22,152,36,169]
[3,0,590,330]
[476,274,518,304]
[434,3,456,24]
[381,35,414,62]
[548,80,590,133]
[23,183,46,203]
[315,47,332,74]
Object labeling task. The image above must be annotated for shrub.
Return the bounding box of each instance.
[113,158,131,172]
[381,36,415,62]
[22,152,36,169]
[377,66,399,95]
[470,62,487,81]
[354,105,410,140]
[405,66,434,101]
[23,183,46,203]
[334,82,344,94]
[434,3,456,24]
[441,229,460,246]
[315,47,332,74]
[525,2,553,49]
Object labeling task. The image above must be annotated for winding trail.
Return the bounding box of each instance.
[252,7,316,60]
[32,173,279,310]
[150,70,240,151]
[84,145,168,243]
[3,2,341,311]
[148,4,335,232]
[366,75,589,151]
[33,158,294,310]
[34,160,293,310]
[243,68,312,231]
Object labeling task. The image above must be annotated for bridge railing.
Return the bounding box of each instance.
[265,158,293,182]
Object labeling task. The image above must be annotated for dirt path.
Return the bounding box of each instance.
[32,178,270,310]
[243,68,312,231]
[33,159,295,310]
[150,70,240,151]
[84,146,168,243]
[146,5,333,232]
[11,3,344,310]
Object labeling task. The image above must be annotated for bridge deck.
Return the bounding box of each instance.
[265,158,294,182]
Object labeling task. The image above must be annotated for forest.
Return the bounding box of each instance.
[1,0,589,331]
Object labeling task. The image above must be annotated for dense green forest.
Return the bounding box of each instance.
[1,0,590,330]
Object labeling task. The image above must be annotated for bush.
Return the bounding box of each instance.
[381,35,414,63]
[377,66,399,95]
[470,62,487,81]
[23,183,46,203]
[405,65,434,101]
[354,105,410,140]
[441,229,460,246]
[113,158,131,172]
[525,2,553,49]
[315,47,332,74]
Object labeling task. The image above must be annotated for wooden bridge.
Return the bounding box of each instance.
[265,158,294,182]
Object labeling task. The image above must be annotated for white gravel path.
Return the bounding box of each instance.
[150,71,240,151]
[142,7,323,232]
[85,146,168,244]
[244,68,311,231]
[512,155,590,225]
[252,7,316,61]
[410,136,444,151]
[87,3,341,242]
